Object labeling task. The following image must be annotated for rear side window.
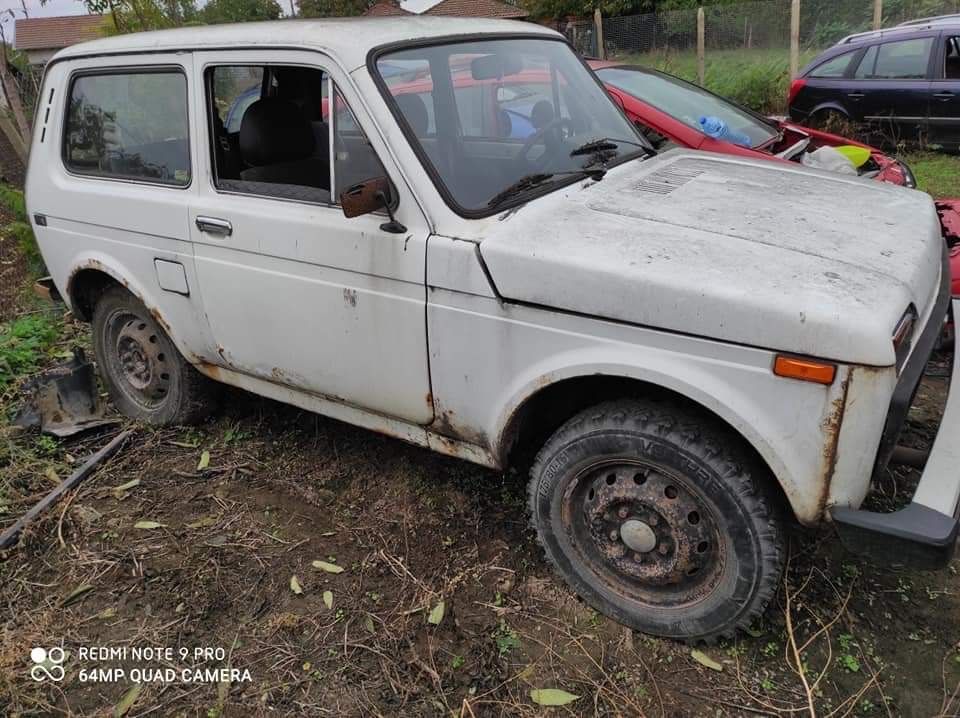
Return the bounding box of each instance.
[873,37,934,79]
[809,50,856,78]
[854,45,878,78]
[64,70,190,186]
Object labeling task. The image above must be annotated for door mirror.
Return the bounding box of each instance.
[340,176,389,218]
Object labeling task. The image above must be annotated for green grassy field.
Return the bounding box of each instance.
[900,152,960,199]
[609,47,820,114]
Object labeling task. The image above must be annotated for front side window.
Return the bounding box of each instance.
[64,70,190,186]
[873,37,934,79]
[206,64,389,206]
[595,66,779,149]
[375,37,651,215]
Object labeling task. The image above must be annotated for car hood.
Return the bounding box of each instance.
[479,150,943,366]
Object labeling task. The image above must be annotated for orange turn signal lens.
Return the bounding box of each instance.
[773,355,836,385]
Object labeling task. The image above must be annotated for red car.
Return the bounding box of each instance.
[589,60,960,298]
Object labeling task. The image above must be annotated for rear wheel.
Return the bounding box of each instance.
[92,286,218,425]
[528,399,784,642]
[809,108,852,134]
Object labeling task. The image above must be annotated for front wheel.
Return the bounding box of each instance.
[528,399,784,642]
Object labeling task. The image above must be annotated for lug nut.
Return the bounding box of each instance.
[609,530,619,541]
[618,507,629,519]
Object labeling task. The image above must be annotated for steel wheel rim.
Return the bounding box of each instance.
[561,458,726,609]
[105,310,171,410]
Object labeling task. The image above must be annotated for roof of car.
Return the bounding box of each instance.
[51,17,558,71]
[836,20,960,47]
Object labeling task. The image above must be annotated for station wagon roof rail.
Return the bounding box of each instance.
[897,13,960,27]
[837,23,950,45]
[49,17,559,70]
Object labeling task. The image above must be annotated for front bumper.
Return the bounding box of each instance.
[831,297,959,568]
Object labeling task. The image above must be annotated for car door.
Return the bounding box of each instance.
[928,31,960,149]
[849,35,935,143]
[188,50,433,425]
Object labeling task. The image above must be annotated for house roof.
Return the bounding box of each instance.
[365,2,413,16]
[424,0,528,19]
[14,15,108,52]
[51,18,557,70]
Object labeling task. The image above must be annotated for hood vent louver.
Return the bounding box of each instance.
[632,161,709,196]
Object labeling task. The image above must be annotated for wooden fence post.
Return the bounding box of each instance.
[594,7,605,60]
[790,0,800,79]
[697,6,705,85]
[873,0,883,30]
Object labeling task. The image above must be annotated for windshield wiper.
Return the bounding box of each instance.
[487,169,604,209]
[570,137,656,158]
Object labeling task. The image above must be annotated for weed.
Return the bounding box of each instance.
[0,313,60,392]
[34,434,58,457]
[838,653,861,673]
[0,185,44,276]
[450,655,465,670]
[492,620,521,656]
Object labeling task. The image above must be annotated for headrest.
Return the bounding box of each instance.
[240,98,315,167]
[395,93,429,136]
[530,100,556,131]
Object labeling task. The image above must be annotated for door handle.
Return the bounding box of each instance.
[195,216,232,236]
[847,91,865,99]
[934,91,955,100]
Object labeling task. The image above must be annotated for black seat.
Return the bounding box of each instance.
[395,93,429,136]
[239,98,329,189]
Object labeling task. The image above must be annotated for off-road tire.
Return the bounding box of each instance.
[92,286,218,425]
[528,398,784,642]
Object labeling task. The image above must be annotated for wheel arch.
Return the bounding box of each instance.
[495,368,803,522]
[808,101,853,121]
[66,258,179,348]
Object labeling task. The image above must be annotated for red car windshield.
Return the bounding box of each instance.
[595,66,780,149]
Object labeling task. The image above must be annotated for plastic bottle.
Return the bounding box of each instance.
[698,115,752,148]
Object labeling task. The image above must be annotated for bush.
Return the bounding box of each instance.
[0,185,44,276]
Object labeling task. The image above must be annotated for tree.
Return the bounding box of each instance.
[202,0,282,24]
[297,0,371,18]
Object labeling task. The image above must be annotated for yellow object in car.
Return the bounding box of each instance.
[835,145,871,168]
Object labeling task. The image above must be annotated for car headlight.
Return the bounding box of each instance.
[898,160,916,189]
[893,305,918,371]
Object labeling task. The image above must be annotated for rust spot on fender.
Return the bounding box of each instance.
[431,401,489,448]
[818,373,851,516]
[197,362,222,381]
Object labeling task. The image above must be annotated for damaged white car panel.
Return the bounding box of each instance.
[25,18,958,641]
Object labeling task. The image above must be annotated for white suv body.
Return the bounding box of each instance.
[26,18,960,641]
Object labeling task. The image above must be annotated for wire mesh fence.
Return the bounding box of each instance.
[587,0,960,61]
[564,0,960,113]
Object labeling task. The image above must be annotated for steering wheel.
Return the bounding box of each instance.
[515,117,576,169]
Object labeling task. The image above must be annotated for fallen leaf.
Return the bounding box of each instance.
[311,560,344,574]
[205,534,229,547]
[691,649,723,672]
[363,615,376,634]
[134,520,165,530]
[290,575,303,595]
[186,516,218,529]
[427,600,445,626]
[323,590,333,610]
[529,688,579,706]
[113,683,142,717]
[45,467,61,484]
[62,583,93,606]
[111,479,140,499]
[96,607,117,619]
[320,531,336,537]
[197,450,211,471]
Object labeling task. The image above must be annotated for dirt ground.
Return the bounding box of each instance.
[1,310,959,717]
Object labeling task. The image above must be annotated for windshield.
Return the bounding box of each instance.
[595,66,779,149]
[374,38,650,214]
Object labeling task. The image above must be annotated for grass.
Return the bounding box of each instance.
[899,152,960,199]
[610,47,819,115]
[0,313,61,393]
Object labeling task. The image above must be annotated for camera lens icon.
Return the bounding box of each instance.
[30,646,65,682]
